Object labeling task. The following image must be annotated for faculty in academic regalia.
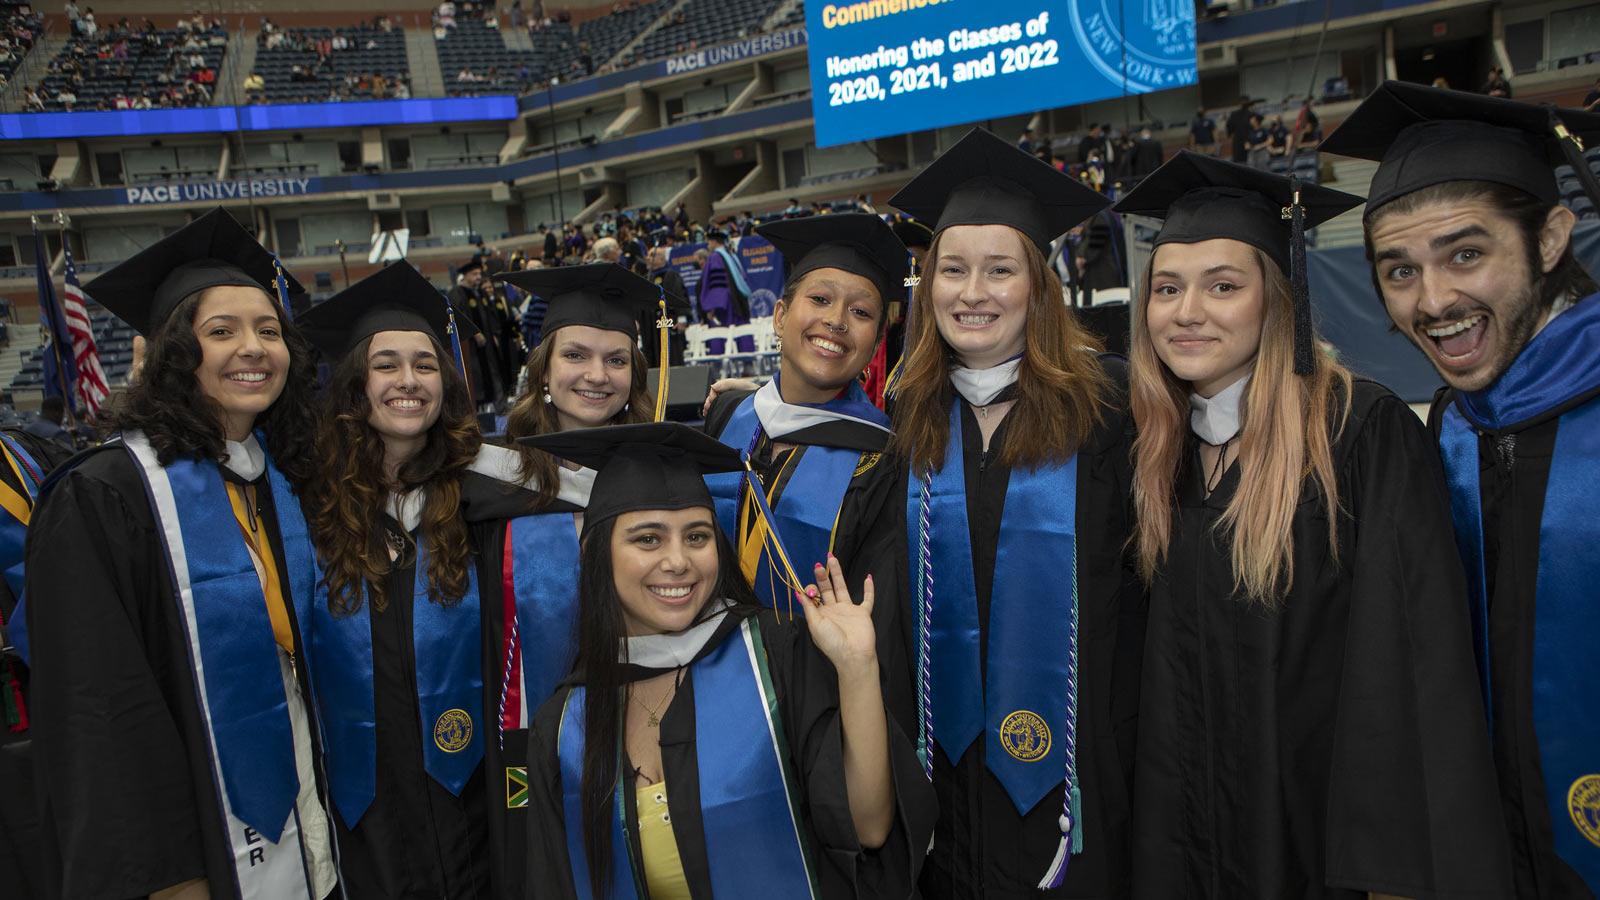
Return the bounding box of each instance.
[477,263,683,898]
[298,262,507,899]
[518,422,936,899]
[1113,150,1512,899]
[700,213,910,690]
[1329,82,1600,899]
[451,258,504,407]
[885,127,1145,898]
[24,208,339,900]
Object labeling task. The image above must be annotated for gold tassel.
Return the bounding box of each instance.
[653,297,671,422]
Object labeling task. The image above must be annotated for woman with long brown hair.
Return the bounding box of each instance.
[298,262,512,899]
[24,209,337,899]
[479,262,683,897]
[1114,152,1511,898]
[884,127,1145,898]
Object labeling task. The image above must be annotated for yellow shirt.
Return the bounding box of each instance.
[636,781,690,900]
[226,482,294,655]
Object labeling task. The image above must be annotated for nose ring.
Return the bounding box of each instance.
[825,321,847,334]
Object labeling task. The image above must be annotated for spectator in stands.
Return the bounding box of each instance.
[1291,97,1322,151]
[65,1,81,31]
[1132,125,1164,178]
[1482,67,1512,98]
[1078,122,1108,165]
[1017,128,1035,154]
[1246,113,1272,169]
[1584,76,1600,111]
[23,86,44,111]
[54,86,76,109]
[1190,106,1218,155]
[1267,116,1290,160]
[1074,206,1126,299]
[1226,95,1255,163]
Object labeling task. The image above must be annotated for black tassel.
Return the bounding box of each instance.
[1551,110,1600,212]
[1286,177,1314,376]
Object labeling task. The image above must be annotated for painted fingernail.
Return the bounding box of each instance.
[806,586,819,598]
[866,574,874,584]
[827,552,837,562]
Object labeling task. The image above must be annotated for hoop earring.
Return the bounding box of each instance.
[542,384,552,404]
[775,334,783,352]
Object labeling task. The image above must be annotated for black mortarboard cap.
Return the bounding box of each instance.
[457,257,483,275]
[518,422,741,535]
[889,127,1111,251]
[890,218,934,250]
[1115,151,1363,376]
[1113,151,1363,274]
[1320,80,1600,213]
[85,207,304,336]
[757,213,907,305]
[297,262,459,361]
[495,263,687,338]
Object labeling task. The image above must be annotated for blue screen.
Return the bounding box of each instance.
[805,0,1196,147]
[0,96,518,141]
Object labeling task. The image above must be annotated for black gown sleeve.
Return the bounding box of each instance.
[1322,391,1514,897]
[760,612,937,899]
[23,457,208,899]
[526,687,582,900]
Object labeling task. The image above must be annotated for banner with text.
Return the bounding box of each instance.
[737,235,785,318]
[806,0,1197,147]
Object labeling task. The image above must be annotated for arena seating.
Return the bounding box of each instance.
[0,0,44,87]
[437,17,574,96]
[1556,149,1600,221]
[250,22,409,104]
[37,23,227,111]
[629,0,783,64]
[575,0,671,71]
[8,304,136,393]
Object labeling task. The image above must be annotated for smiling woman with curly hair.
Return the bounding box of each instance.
[22,209,338,900]
[297,262,501,900]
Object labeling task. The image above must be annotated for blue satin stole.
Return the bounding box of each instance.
[310,539,483,826]
[558,617,818,899]
[0,433,41,657]
[504,512,581,728]
[908,401,1080,818]
[144,444,314,842]
[704,393,864,611]
[1437,291,1600,893]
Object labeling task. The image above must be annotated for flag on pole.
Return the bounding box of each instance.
[61,243,109,416]
[30,223,79,413]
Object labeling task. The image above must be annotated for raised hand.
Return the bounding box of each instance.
[798,555,878,680]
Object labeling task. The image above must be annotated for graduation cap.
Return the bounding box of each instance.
[457,257,484,275]
[1320,80,1600,214]
[297,262,476,379]
[1114,150,1364,375]
[889,218,934,251]
[756,213,908,307]
[85,207,303,336]
[495,263,690,420]
[518,422,741,536]
[889,127,1111,251]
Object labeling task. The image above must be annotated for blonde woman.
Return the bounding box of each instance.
[1115,152,1512,899]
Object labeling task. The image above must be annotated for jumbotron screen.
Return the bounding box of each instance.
[805,0,1198,147]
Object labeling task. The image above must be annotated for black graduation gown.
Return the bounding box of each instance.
[463,469,583,900]
[1133,379,1511,900]
[452,283,503,406]
[889,359,1146,899]
[523,608,938,899]
[331,474,518,900]
[703,390,912,713]
[23,446,330,900]
[1428,385,1600,900]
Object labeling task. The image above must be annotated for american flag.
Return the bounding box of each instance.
[60,246,109,416]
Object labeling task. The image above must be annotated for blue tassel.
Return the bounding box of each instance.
[273,258,292,322]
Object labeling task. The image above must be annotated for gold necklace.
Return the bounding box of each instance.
[631,681,675,728]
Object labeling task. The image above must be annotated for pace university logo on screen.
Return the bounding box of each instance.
[805,0,1196,148]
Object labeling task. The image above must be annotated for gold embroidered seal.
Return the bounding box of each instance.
[434,708,473,753]
[854,452,881,477]
[999,710,1051,762]
[1569,773,1600,849]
